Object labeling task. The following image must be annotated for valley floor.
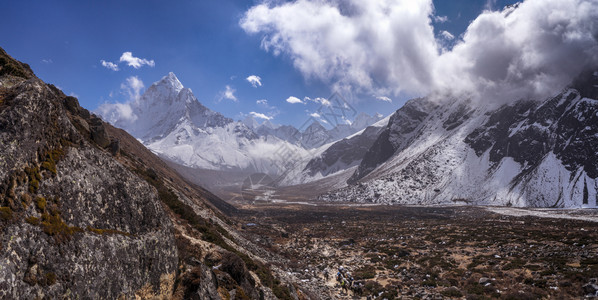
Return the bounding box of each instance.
[231,204,598,299]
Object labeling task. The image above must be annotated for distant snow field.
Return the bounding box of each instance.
[486,206,598,223]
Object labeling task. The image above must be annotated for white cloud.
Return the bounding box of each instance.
[440,30,455,40]
[286,96,304,104]
[434,0,598,102]
[250,111,273,120]
[241,0,598,104]
[246,75,262,87]
[256,99,280,116]
[309,112,321,118]
[101,60,120,71]
[42,59,53,64]
[434,15,448,23]
[120,76,145,101]
[95,76,145,125]
[96,102,138,124]
[119,52,155,69]
[316,97,331,106]
[241,0,438,95]
[221,85,238,102]
[305,96,332,106]
[376,96,392,102]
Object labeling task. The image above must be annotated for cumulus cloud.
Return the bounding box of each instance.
[376,96,392,102]
[241,0,438,95]
[101,51,154,71]
[246,75,263,87]
[250,111,273,120]
[286,96,304,104]
[241,0,598,104]
[119,52,155,69]
[309,112,321,118]
[434,0,598,102]
[221,85,238,102]
[101,60,119,71]
[256,99,268,105]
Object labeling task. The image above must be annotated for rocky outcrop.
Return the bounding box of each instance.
[304,125,385,178]
[0,47,177,298]
[348,98,437,184]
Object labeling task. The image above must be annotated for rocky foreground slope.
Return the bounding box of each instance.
[0,47,307,298]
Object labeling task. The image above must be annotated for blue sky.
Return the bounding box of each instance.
[2,0,522,128]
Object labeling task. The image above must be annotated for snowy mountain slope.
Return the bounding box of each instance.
[348,98,441,184]
[271,115,390,187]
[302,116,390,179]
[101,73,232,142]
[98,73,309,174]
[98,72,389,189]
[320,71,598,208]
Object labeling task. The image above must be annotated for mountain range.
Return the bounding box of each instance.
[97,69,598,208]
[98,73,384,181]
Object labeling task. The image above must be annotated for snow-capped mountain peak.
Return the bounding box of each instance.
[260,119,279,130]
[144,72,184,105]
[350,112,384,131]
[98,72,232,142]
[304,120,326,133]
[162,72,184,91]
[98,73,312,175]
[242,115,260,129]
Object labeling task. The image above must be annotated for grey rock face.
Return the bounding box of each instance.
[348,98,436,184]
[0,50,177,299]
[185,264,220,300]
[300,121,333,149]
[304,125,384,178]
[465,78,598,179]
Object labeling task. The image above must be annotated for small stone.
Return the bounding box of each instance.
[583,283,598,296]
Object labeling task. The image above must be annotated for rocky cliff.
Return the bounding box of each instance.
[0,47,178,298]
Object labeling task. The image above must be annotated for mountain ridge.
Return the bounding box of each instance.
[320,71,598,208]
[98,72,385,182]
